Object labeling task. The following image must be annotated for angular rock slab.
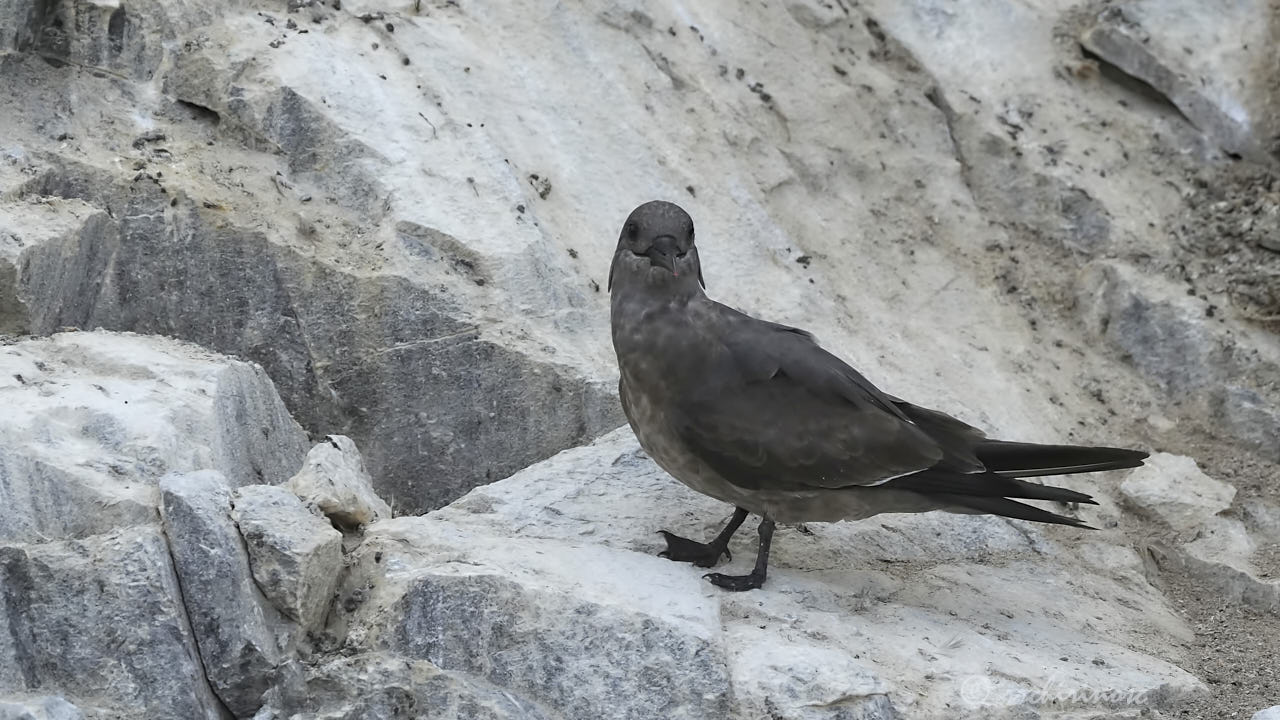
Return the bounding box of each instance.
[285,436,391,529]
[232,484,344,632]
[0,526,224,719]
[160,471,287,718]
[0,696,84,720]
[290,653,555,720]
[1078,260,1280,460]
[1120,453,1236,529]
[334,428,1204,719]
[0,331,309,543]
[1081,1,1278,160]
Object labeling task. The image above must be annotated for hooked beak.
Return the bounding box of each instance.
[643,235,680,276]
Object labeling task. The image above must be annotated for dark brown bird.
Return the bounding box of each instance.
[608,200,1147,591]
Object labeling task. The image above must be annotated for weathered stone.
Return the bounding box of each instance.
[1119,453,1236,529]
[1213,386,1280,463]
[0,0,227,81]
[0,120,621,516]
[1152,534,1280,615]
[0,331,309,544]
[1078,260,1280,459]
[331,429,1202,719]
[287,654,554,720]
[160,471,286,718]
[0,696,84,720]
[2,0,1279,713]
[285,437,391,529]
[0,526,224,719]
[1081,2,1277,161]
[232,484,343,632]
[1253,706,1280,720]
[1078,261,1226,394]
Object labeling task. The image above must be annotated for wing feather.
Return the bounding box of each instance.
[674,305,943,491]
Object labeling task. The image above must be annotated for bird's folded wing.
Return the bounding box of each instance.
[673,320,945,491]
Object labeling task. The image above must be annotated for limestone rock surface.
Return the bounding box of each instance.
[329,429,1203,720]
[285,436,392,529]
[232,483,344,632]
[0,331,308,544]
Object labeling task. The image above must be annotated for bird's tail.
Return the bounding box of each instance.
[933,494,1094,528]
[974,440,1148,478]
[888,441,1148,528]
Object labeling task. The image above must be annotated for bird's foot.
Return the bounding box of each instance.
[657,530,731,568]
[703,570,766,592]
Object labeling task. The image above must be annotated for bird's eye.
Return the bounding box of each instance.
[624,222,639,239]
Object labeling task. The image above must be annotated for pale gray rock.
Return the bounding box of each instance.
[0,331,309,544]
[1119,453,1236,529]
[1213,386,1280,463]
[285,437,391,528]
[0,526,224,719]
[1253,706,1280,720]
[1078,261,1226,393]
[288,654,554,720]
[232,484,343,632]
[1118,458,1280,614]
[1242,501,1280,543]
[1078,261,1280,459]
[0,134,620,515]
[0,0,226,81]
[1081,2,1277,161]
[160,471,286,718]
[331,429,1202,719]
[0,696,83,720]
[1151,534,1280,614]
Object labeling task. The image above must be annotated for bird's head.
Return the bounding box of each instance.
[608,200,705,293]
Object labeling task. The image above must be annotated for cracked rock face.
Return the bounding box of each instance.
[328,429,1202,719]
[0,526,225,720]
[3,0,1280,717]
[0,331,309,544]
[231,483,344,632]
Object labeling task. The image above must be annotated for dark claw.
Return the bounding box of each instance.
[657,530,730,568]
[702,571,766,591]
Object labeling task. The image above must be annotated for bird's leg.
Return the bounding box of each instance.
[704,515,775,591]
[658,507,748,568]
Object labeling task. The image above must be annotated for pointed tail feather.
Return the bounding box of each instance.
[886,470,1098,504]
[934,494,1095,528]
[975,441,1148,478]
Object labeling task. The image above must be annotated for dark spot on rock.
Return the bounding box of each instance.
[528,173,552,200]
[107,7,126,56]
[795,255,812,267]
[567,248,578,259]
[685,185,696,197]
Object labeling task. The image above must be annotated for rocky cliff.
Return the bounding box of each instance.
[1,0,1278,718]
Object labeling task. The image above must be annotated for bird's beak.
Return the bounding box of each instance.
[643,235,680,276]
